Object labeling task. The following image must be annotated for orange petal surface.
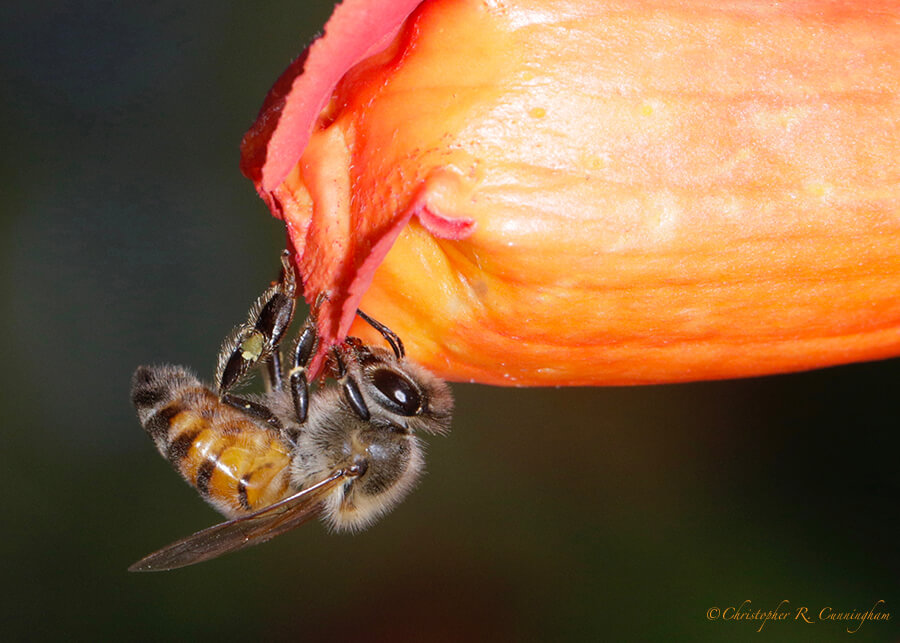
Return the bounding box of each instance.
[242,0,900,385]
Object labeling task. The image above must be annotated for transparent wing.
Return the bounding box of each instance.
[128,469,350,572]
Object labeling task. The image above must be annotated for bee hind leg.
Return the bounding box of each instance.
[214,250,300,431]
[215,250,298,395]
[220,393,284,430]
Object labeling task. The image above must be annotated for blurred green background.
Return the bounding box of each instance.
[1,2,898,641]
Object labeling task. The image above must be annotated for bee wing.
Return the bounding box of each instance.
[128,469,350,572]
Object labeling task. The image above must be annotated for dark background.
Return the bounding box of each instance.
[2,2,897,641]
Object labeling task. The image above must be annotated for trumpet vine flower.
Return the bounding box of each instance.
[241,0,900,385]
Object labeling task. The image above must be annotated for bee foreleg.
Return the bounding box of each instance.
[216,250,298,394]
[332,345,370,421]
[356,309,405,360]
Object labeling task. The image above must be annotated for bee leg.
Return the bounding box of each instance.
[263,351,284,393]
[216,250,298,395]
[221,393,283,431]
[286,292,328,427]
[288,322,317,426]
[356,309,405,360]
[333,345,370,421]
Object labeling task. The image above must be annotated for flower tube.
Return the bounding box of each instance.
[242,0,900,385]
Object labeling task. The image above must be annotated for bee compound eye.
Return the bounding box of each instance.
[370,368,422,416]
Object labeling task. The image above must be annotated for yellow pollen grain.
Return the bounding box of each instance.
[529,107,546,119]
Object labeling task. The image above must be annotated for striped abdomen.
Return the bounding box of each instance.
[131,365,292,517]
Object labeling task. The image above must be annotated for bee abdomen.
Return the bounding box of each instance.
[132,365,200,445]
[131,365,293,516]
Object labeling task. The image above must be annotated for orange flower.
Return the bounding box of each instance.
[241,0,900,386]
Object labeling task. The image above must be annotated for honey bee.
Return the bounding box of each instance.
[129,251,453,571]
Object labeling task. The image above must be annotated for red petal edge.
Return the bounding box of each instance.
[240,0,475,376]
[240,0,425,193]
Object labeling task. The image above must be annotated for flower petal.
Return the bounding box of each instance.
[243,0,900,385]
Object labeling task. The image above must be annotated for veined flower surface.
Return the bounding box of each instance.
[242,0,900,385]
